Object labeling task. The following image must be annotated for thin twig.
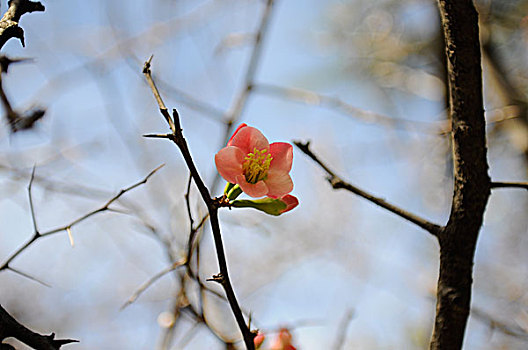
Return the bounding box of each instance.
[255,83,442,133]
[185,214,209,280]
[153,74,225,120]
[0,165,163,273]
[143,58,255,349]
[27,166,39,234]
[131,173,210,347]
[223,0,274,124]
[490,181,528,191]
[143,55,166,109]
[0,73,15,125]
[294,141,442,236]
[41,164,164,236]
[185,173,195,229]
[121,258,186,310]
[121,208,208,310]
[211,0,276,193]
[471,307,528,341]
[332,309,355,350]
[6,266,50,287]
[143,56,175,133]
[256,83,522,136]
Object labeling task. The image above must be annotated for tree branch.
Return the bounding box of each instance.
[0,1,46,132]
[0,0,44,50]
[255,83,442,133]
[471,306,528,341]
[332,309,354,350]
[431,1,491,349]
[0,165,163,273]
[0,304,78,349]
[294,141,442,236]
[142,58,255,350]
[211,0,275,193]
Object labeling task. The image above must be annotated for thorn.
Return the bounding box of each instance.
[0,55,33,73]
[66,227,74,247]
[206,273,225,284]
[142,133,172,139]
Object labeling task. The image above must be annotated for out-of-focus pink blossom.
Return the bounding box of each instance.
[215,124,293,198]
[254,331,265,349]
[271,328,297,350]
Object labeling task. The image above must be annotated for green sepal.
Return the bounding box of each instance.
[227,185,243,200]
[224,182,236,195]
[230,198,287,216]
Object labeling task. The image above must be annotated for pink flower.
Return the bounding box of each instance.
[279,195,298,214]
[215,124,293,198]
[271,328,297,350]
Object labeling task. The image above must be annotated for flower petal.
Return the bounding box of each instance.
[236,175,269,198]
[227,123,247,146]
[265,170,293,198]
[228,125,270,154]
[269,142,293,172]
[279,194,299,213]
[215,146,245,183]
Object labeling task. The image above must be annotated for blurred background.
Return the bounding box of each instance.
[0,0,527,349]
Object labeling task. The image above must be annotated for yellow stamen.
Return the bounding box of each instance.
[242,148,272,184]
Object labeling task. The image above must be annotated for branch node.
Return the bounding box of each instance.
[142,54,153,74]
[212,195,230,209]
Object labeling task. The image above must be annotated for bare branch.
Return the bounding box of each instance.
[0,1,45,131]
[223,0,274,125]
[471,307,528,341]
[142,56,175,133]
[153,74,225,121]
[255,83,442,133]
[143,59,255,349]
[0,58,45,132]
[332,309,355,350]
[0,165,163,274]
[121,259,186,310]
[185,174,195,229]
[6,266,50,287]
[491,181,528,191]
[211,0,276,192]
[294,141,442,236]
[0,304,77,350]
[27,166,38,234]
[0,0,45,49]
